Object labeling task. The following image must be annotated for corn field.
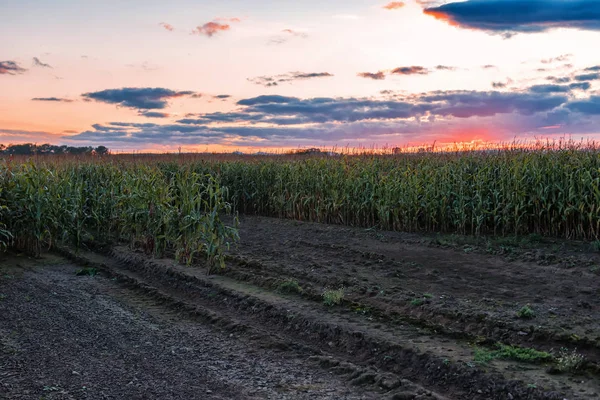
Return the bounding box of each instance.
[1,144,600,263]
[198,148,600,239]
[0,160,239,273]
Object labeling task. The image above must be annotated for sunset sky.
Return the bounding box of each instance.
[2,0,600,152]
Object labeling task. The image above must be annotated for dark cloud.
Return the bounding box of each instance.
[435,65,457,71]
[248,72,334,87]
[569,82,592,91]
[81,87,197,110]
[216,91,567,125]
[237,95,297,106]
[31,97,74,102]
[574,72,600,82]
[357,71,386,80]
[528,82,591,93]
[213,94,231,99]
[546,76,571,84]
[566,96,600,115]
[585,66,600,72]
[424,0,600,36]
[33,57,52,68]
[492,82,507,88]
[391,66,429,75]
[139,111,170,118]
[0,61,27,75]
[481,65,496,69]
[64,87,600,149]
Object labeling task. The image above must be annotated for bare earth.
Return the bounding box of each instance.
[1,215,599,399]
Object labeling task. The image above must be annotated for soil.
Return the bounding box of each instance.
[1,215,599,399]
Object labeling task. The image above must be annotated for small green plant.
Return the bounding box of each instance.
[75,267,97,277]
[410,298,424,306]
[277,279,303,294]
[322,288,344,306]
[517,304,535,319]
[556,348,584,372]
[474,344,552,365]
[423,293,434,299]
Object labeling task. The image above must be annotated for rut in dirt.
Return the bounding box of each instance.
[59,236,599,400]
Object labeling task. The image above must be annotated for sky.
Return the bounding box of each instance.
[1,0,600,152]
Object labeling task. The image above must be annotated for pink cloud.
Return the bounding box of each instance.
[192,18,240,37]
[159,22,174,31]
[383,2,405,10]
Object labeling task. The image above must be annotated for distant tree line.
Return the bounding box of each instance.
[0,143,109,156]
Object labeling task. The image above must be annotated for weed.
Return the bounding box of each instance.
[352,303,372,315]
[75,267,97,277]
[474,344,552,365]
[423,293,434,299]
[517,304,535,319]
[277,279,303,294]
[322,288,344,306]
[556,348,584,372]
[410,298,424,306]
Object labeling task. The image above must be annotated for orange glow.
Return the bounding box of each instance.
[422,10,462,28]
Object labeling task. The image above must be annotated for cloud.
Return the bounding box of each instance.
[358,71,386,80]
[0,61,27,75]
[585,66,600,72]
[383,2,405,10]
[528,83,591,93]
[66,88,599,149]
[139,111,170,118]
[391,66,429,75]
[192,18,240,37]
[31,97,74,102]
[574,72,600,82]
[197,90,568,125]
[33,57,52,68]
[566,96,600,115]
[269,29,309,45]
[481,65,496,69]
[546,76,571,84]
[282,29,308,38]
[541,54,572,64]
[249,72,334,87]
[492,82,507,89]
[159,22,174,31]
[423,0,600,36]
[435,65,457,71]
[81,87,197,110]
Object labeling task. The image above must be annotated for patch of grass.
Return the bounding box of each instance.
[322,288,344,306]
[556,348,584,372]
[352,303,371,315]
[516,304,535,319]
[423,293,434,299]
[75,267,97,277]
[474,344,552,365]
[277,279,303,294]
[410,298,424,306]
